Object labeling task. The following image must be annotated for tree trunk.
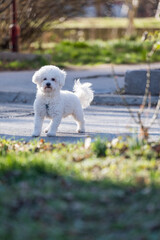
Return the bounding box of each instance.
[155,1,160,18]
[126,0,139,37]
[95,0,101,17]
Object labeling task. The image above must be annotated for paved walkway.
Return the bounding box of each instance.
[0,64,160,142]
[0,63,160,105]
[0,103,160,143]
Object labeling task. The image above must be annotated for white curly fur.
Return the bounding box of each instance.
[32,65,94,137]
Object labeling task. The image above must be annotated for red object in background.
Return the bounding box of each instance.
[10,0,20,52]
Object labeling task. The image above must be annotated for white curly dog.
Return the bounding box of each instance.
[32,65,94,137]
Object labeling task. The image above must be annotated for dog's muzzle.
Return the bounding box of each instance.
[46,83,51,88]
[44,83,52,91]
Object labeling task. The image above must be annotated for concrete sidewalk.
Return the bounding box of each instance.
[0,63,160,105]
[0,104,160,143]
[1,63,160,143]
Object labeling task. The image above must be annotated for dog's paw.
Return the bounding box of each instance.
[47,132,56,137]
[44,128,49,133]
[32,133,40,137]
[77,128,85,133]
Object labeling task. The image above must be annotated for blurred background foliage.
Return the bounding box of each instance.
[0,0,160,68]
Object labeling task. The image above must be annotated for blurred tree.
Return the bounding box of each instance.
[126,0,139,36]
[155,0,160,17]
[0,0,87,49]
[138,0,159,17]
[19,0,87,45]
[0,0,12,13]
[0,0,11,49]
[95,0,101,16]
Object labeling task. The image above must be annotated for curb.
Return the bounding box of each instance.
[0,92,35,104]
[0,91,159,106]
[93,94,159,106]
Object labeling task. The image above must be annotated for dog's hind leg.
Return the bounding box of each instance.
[72,109,85,133]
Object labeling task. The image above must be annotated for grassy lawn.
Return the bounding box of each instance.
[1,17,160,70]
[50,39,160,65]
[1,137,160,239]
[0,54,50,71]
[49,17,160,29]
[1,38,160,70]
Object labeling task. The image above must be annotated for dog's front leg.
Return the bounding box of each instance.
[47,115,62,137]
[32,114,44,137]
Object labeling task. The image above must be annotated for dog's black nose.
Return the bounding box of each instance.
[46,83,51,87]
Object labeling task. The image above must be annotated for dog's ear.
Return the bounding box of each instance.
[32,71,40,84]
[59,70,66,87]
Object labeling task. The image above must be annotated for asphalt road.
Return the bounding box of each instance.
[0,103,160,143]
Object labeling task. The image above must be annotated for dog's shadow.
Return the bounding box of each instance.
[0,132,119,143]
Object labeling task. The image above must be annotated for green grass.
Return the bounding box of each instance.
[1,38,160,70]
[50,39,160,66]
[1,137,160,240]
[48,17,160,29]
[0,55,50,71]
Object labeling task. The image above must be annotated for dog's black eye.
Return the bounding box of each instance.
[51,78,55,81]
[43,78,47,81]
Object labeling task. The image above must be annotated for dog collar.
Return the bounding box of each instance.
[45,104,49,110]
[45,104,49,116]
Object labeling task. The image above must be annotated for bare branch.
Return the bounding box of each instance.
[0,0,88,46]
[0,0,12,13]
[111,64,139,124]
[147,95,160,128]
[138,62,151,116]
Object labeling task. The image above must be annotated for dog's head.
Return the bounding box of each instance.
[32,65,66,94]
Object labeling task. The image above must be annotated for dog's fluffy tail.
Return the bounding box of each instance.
[73,79,94,109]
